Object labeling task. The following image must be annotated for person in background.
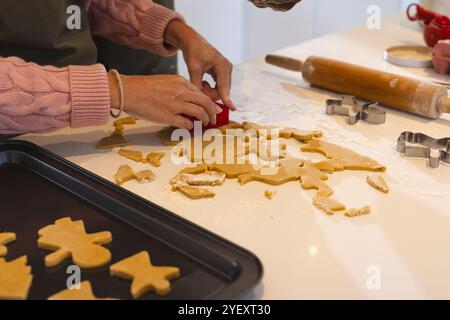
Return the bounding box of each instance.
[0,0,302,136]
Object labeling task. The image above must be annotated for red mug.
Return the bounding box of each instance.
[407,3,450,47]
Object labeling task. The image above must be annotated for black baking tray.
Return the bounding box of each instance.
[0,140,262,300]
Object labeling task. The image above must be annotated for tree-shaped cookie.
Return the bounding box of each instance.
[37,217,112,268]
[0,232,16,257]
[48,281,116,300]
[110,251,180,298]
[0,256,33,300]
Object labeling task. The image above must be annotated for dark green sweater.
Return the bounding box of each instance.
[0,0,97,67]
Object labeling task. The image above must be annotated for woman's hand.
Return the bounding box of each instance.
[164,20,236,111]
[108,72,222,130]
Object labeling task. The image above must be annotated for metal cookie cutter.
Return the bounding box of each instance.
[326,95,386,125]
[397,132,450,168]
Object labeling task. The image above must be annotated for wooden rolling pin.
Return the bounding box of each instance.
[266,54,450,119]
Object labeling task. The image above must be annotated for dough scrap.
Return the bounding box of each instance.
[134,170,155,183]
[264,190,275,200]
[273,127,324,140]
[37,217,112,269]
[208,164,257,179]
[180,164,209,175]
[146,152,165,167]
[345,206,371,218]
[0,232,16,257]
[218,121,245,134]
[115,165,155,185]
[279,157,305,170]
[171,171,226,186]
[158,127,180,146]
[0,256,33,300]
[238,167,302,186]
[299,161,333,197]
[48,281,116,300]
[110,251,180,298]
[367,174,390,193]
[119,149,144,163]
[172,184,215,200]
[301,139,386,172]
[114,117,136,127]
[312,197,346,215]
[115,165,135,185]
[96,134,132,150]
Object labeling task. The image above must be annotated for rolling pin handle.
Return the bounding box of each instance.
[438,96,450,115]
[265,55,304,73]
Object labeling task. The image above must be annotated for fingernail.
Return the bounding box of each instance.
[215,104,223,114]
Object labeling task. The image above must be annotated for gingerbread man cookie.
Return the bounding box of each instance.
[37,217,112,268]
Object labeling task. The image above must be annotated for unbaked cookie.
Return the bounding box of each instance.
[37,217,112,268]
[48,281,116,300]
[0,233,16,257]
[0,256,33,300]
[110,251,180,298]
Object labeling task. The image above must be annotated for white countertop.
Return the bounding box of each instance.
[20,14,450,299]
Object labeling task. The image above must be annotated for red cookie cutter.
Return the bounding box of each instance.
[183,101,229,130]
[407,3,450,47]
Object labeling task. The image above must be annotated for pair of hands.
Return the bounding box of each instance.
[109,20,234,130]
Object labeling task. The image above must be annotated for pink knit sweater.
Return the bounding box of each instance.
[0,0,183,135]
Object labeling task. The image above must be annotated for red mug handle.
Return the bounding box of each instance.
[407,3,439,23]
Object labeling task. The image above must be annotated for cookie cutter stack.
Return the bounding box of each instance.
[396,131,450,168]
[326,95,386,125]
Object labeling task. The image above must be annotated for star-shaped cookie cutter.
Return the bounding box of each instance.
[397,132,450,168]
[326,95,386,125]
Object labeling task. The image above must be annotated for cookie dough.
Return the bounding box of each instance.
[238,167,302,186]
[207,164,256,179]
[119,149,144,163]
[299,162,333,197]
[158,127,181,146]
[171,171,226,186]
[146,152,165,167]
[96,134,132,150]
[172,184,215,200]
[272,127,323,140]
[0,233,16,257]
[134,170,155,183]
[312,196,346,215]
[264,190,275,200]
[115,165,155,185]
[180,164,209,175]
[115,165,135,185]
[114,117,136,127]
[301,139,386,172]
[48,281,116,300]
[0,256,33,300]
[345,206,371,218]
[367,174,390,193]
[110,251,180,298]
[37,217,112,268]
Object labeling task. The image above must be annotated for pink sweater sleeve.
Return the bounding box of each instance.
[87,0,184,57]
[0,57,110,135]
